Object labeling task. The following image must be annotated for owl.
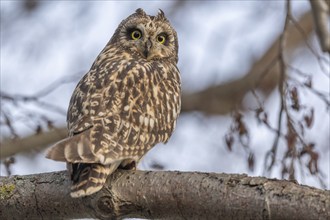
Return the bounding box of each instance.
[46,8,181,198]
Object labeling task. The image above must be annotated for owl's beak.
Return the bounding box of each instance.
[143,39,152,58]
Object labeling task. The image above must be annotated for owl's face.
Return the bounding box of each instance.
[110,9,178,63]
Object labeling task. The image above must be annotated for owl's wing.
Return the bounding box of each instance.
[66,71,95,135]
[46,66,129,164]
[46,70,101,163]
[158,65,181,144]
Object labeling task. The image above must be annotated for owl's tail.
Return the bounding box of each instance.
[69,162,120,198]
[45,128,121,197]
[45,128,99,163]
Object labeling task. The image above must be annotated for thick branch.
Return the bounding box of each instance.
[182,11,314,114]
[310,0,330,53]
[0,170,329,219]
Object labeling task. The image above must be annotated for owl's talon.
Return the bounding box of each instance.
[119,161,136,170]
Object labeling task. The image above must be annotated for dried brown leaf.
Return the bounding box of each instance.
[281,165,288,179]
[290,87,300,111]
[248,153,255,172]
[47,120,54,130]
[285,123,297,152]
[261,112,269,125]
[300,143,315,156]
[304,76,312,88]
[308,153,319,174]
[35,125,42,135]
[304,108,314,128]
[225,133,234,152]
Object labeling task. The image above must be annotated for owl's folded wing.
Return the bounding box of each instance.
[45,127,99,163]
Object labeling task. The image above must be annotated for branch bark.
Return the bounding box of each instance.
[310,0,330,53]
[0,170,329,219]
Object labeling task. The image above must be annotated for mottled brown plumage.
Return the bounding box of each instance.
[46,8,181,197]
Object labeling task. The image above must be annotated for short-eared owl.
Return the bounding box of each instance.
[46,8,181,197]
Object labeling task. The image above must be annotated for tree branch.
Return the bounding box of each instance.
[0,128,67,159]
[310,0,330,53]
[0,170,329,219]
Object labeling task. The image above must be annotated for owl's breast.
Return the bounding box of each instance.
[103,59,181,145]
[73,53,181,151]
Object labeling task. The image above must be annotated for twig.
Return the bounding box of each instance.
[1,91,66,115]
[32,73,82,98]
[287,76,330,108]
[1,109,19,139]
[264,0,292,175]
[288,12,330,77]
[309,0,330,53]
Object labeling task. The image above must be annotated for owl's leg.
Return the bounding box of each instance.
[68,162,120,198]
[119,159,136,170]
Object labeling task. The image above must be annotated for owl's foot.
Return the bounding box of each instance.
[119,160,136,170]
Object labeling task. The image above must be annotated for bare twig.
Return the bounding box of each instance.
[1,110,19,139]
[264,0,292,176]
[288,12,330,77]
[287,75,330,108]
[1,91,66,115]
[0,74,79,147]
[31,73,82,98]
[262,2,329,186]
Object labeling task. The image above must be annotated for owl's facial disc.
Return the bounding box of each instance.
[126,22,172,61]
[110,9,178,63]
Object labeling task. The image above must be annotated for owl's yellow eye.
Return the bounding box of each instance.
[157,35,166,44]
[131,30,142,40]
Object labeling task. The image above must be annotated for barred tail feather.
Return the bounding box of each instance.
[45,128,97,163]
[69,162,121,198]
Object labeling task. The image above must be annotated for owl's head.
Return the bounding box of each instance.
[110,8,179,63]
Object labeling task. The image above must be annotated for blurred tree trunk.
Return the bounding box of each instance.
[0,170,329,219]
